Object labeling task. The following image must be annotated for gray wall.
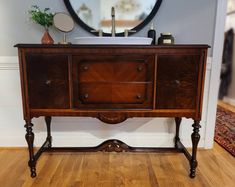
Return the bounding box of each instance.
[0,0,217,56]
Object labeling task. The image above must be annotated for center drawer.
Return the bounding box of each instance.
[72,54,155,109]
[73,83,153,109]
[73,55,154,82]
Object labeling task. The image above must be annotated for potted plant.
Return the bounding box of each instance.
[28,5,54,44]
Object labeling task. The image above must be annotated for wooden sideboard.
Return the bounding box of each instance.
[15,44,209,178]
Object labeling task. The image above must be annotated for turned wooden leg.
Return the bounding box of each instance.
[25,121,36,178]
[190,120,201,178]
[45,116,52,148]
[174,117,182,149]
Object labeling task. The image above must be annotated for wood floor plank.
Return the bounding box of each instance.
[0,143,235,187]
[218,100,235,112]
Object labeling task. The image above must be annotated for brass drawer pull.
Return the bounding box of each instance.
[137,66,143,72]
[136,94,142,99]
[174,80,180,85]
[84,93,89,99]
[45,80,51,85]
[83,66,89,71]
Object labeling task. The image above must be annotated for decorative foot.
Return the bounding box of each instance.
[190,120,201,178]
[31,172,37,178]
[174,117,182,149]
[25,121,37,178]
[28,160,37,178]
[190,168,196,178]
[45,116,52,148]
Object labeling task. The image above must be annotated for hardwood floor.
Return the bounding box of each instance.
[218,100,235,112]
[0,143,234,187]
[1,101,234,186]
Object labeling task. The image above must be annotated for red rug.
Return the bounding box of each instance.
[214,106,235,157]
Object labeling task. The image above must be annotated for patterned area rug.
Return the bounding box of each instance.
[214,106,235,157]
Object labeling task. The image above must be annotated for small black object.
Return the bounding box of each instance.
[158,33,174,45]
[147,23,156,45]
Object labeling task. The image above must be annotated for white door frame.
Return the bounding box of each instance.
[204,0,228,148]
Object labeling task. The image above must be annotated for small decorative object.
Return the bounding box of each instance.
[158,32,174,45]
[53,13,74,44]
[147,23,156,45]
[115,0,140,13]
[28,5,54,44]
[77,3,92,26]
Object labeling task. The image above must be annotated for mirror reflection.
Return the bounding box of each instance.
[70,0,157,33]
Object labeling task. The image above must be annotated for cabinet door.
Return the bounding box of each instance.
[26,54,69,109]
[156,55,200,109]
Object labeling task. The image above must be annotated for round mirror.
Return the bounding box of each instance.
[53,12,74,32]
[53,12,74,44]
[64,0,162,36]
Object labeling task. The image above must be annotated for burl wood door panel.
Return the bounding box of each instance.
[26,54,69,109]
[156,55,200,109]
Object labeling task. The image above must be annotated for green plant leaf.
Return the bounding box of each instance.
[28,5,54,29]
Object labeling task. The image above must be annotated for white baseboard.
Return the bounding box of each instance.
[223,97,235,106]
